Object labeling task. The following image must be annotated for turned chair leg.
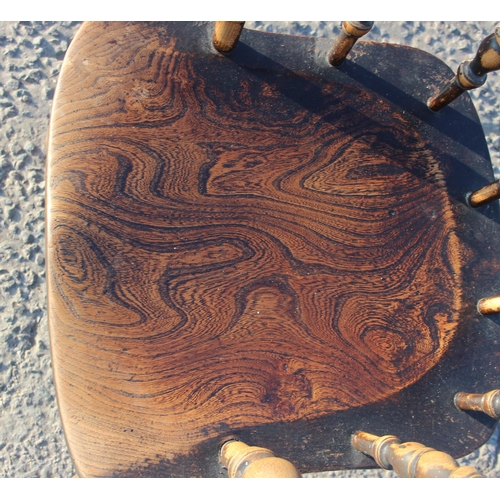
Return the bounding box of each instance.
[220,440,301,478]
[213,22,245,53]
[455,390,500,419]
[352,431,484,478]
[328,22,374,66]
[477,296,500,315]
[428,24,500,111]
[468,179,500,207]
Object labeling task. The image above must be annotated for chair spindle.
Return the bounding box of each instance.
[213,22,245,53]
[428,24,500,111]
[328,22,374,67]
[352,431,484,477]
[455,390,500,419]
[220,440,301,478]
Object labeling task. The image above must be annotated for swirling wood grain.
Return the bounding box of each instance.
[47,22,465,476]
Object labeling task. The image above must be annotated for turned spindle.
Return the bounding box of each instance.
[478,295,500,315]
[213,22,245,53]
[455,390,500,419]
[328,22,374,66]
[220,440,301,478]
[352,431,484,478]
[428,24,500,111]
[469,179,500,207]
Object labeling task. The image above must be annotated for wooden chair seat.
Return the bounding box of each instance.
[47,22,500,477]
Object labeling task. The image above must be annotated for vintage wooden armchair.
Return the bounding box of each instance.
[46,21,500,478]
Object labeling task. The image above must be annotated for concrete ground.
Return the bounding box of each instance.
[0,21,498,478]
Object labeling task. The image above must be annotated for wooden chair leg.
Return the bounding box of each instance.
[455,390,500,419]
[428,24,500,111]
[220,440,301,478]
[478,295,500,315]
[213,22,245,53]
[328,21,374,66]
[468,180,500,207]
[352,431,484,477]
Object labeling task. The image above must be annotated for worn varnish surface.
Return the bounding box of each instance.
[47,22,500,477]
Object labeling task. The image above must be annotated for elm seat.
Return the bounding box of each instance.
[46,21,500,477]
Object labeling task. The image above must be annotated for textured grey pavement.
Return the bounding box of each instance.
[0,21,498,478]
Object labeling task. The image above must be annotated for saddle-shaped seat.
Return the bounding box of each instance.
[46,21,500,477]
